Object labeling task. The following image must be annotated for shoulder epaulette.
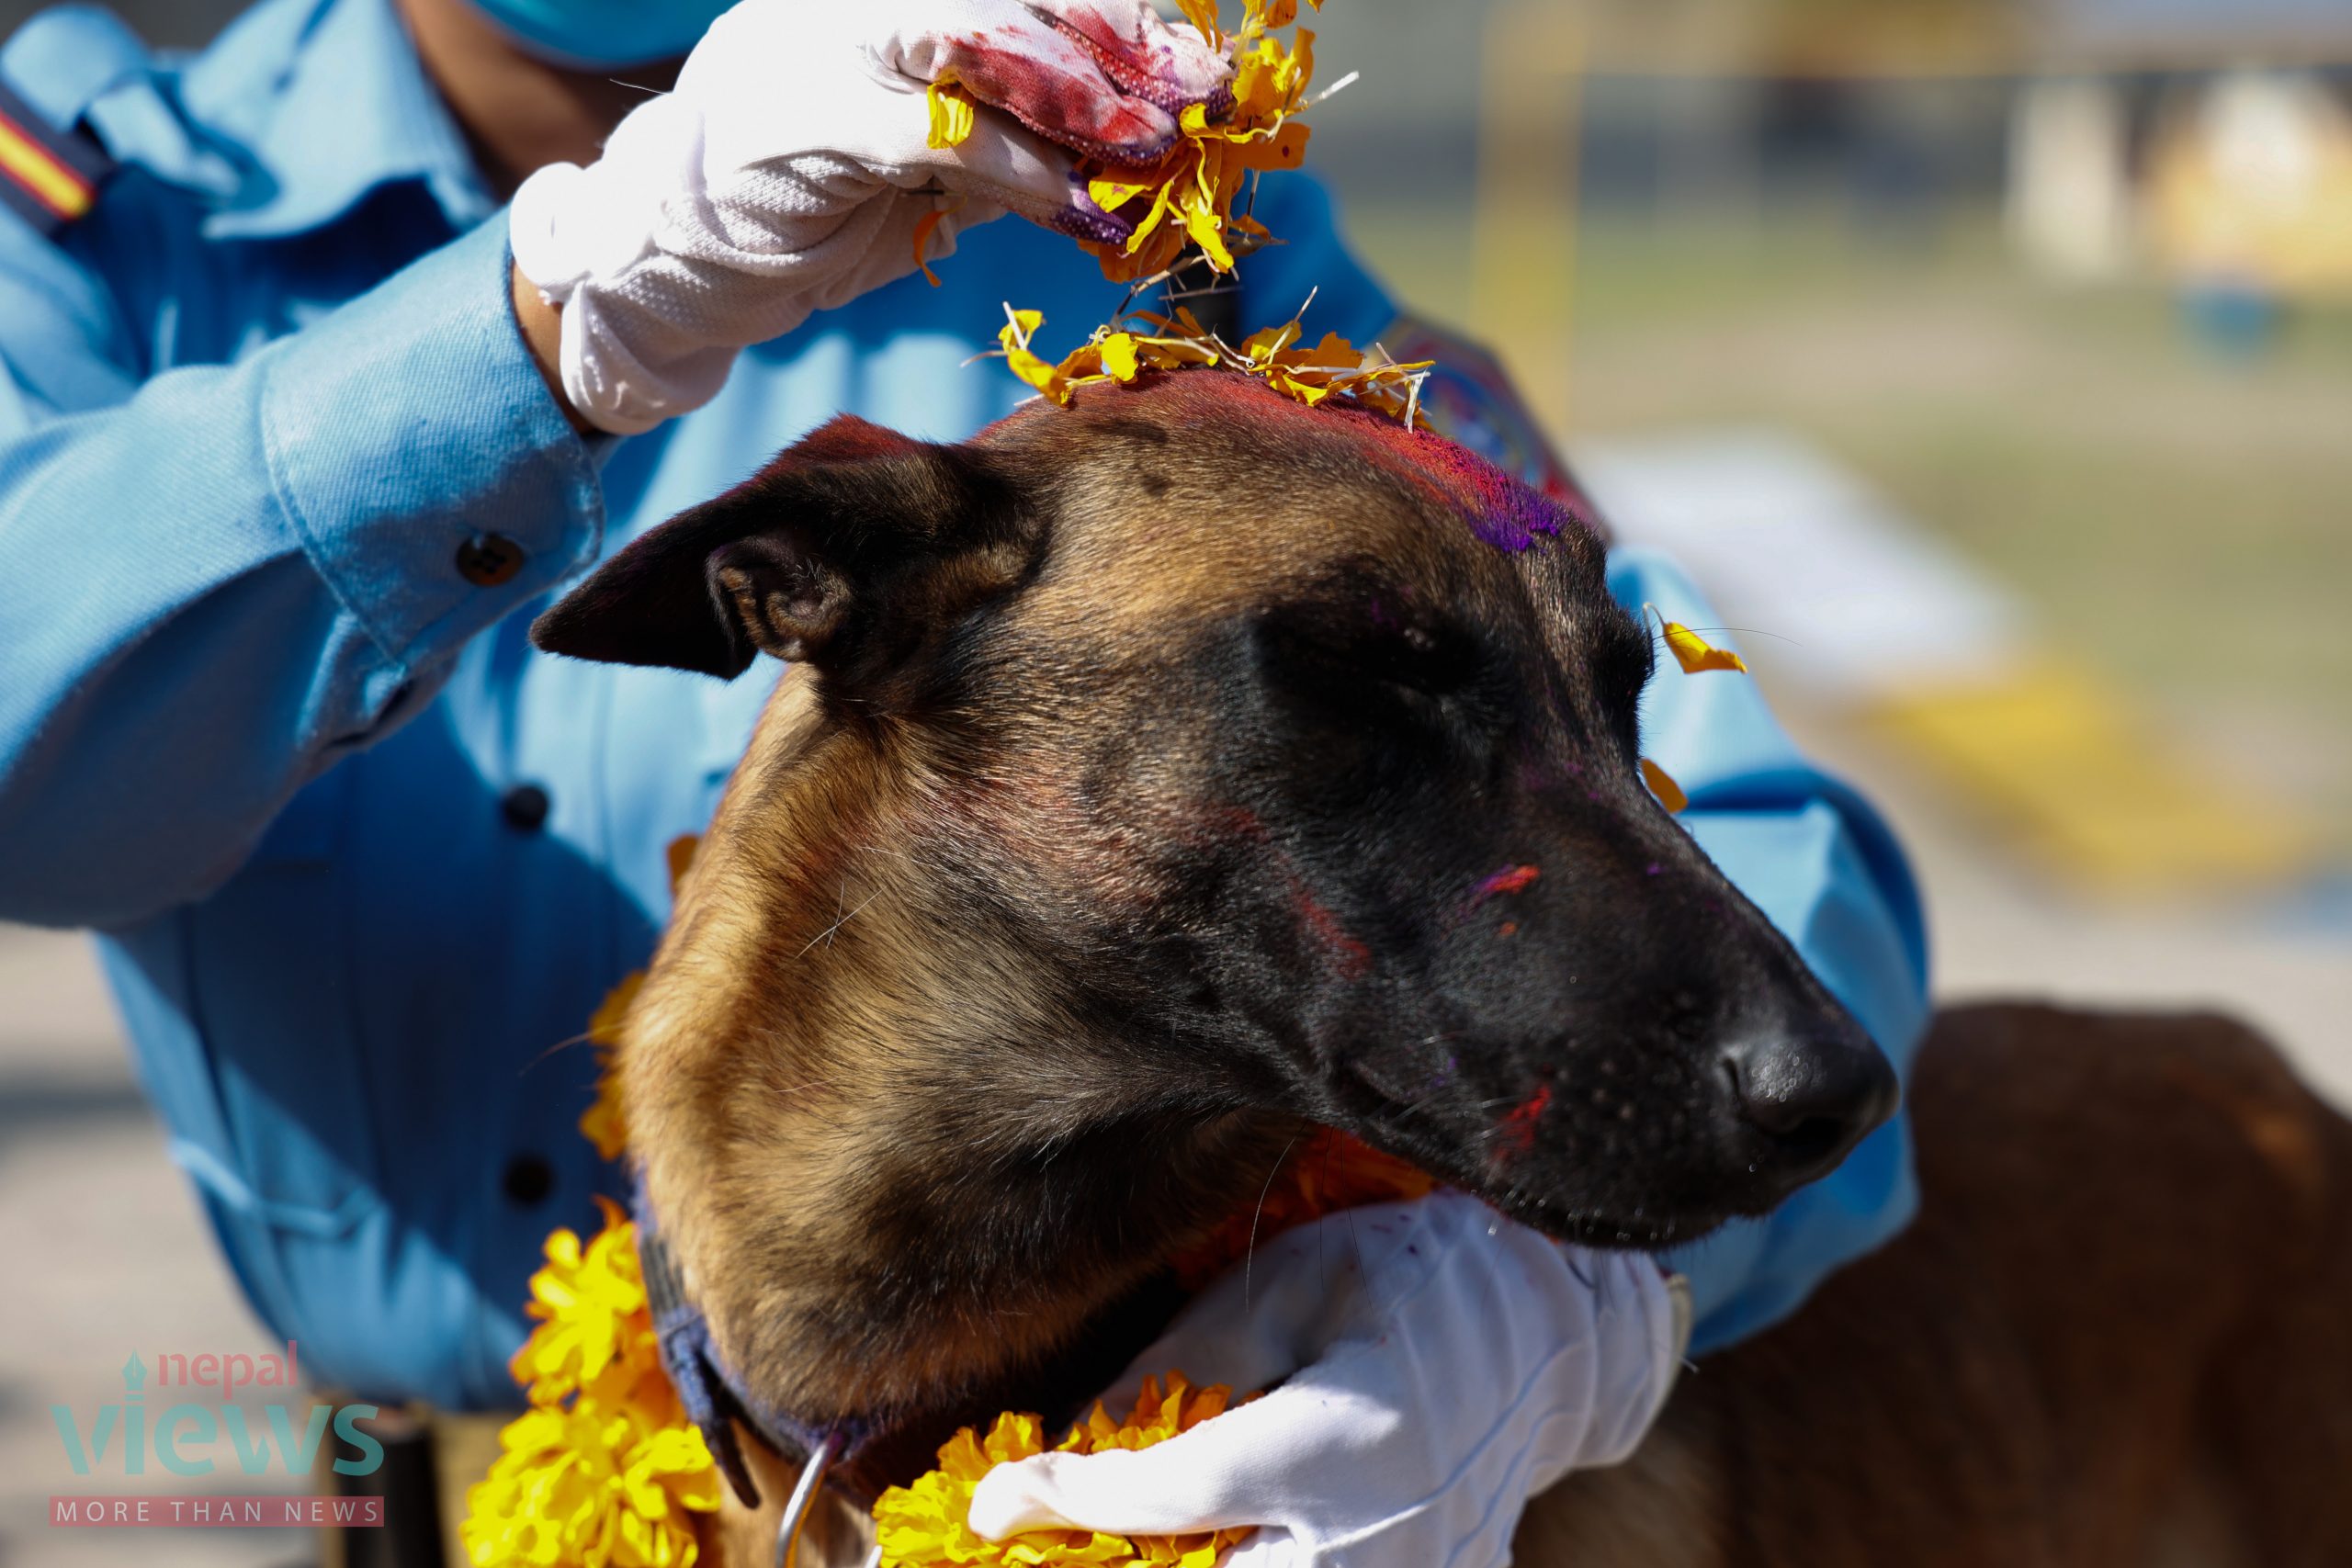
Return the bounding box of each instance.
[0,74,113,237]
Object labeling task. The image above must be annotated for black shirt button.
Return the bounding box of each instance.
[501,783,551,832]
[503,1155,554,1207]
[456,534,526,587]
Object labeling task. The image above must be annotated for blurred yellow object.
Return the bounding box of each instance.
[1870,659,2317,897]
[2146,70,2352,298]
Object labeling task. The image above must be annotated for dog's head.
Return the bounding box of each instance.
[536,371,1894,1424]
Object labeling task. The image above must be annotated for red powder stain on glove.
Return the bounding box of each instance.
[941,33,1188,166]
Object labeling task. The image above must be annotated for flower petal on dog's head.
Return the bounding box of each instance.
[1662,620,1748,675]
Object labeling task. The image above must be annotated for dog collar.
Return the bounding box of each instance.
[632,1190,871,1511]
[632,1183,1194,1517]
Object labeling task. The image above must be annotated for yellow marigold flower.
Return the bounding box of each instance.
[1079,0,1326,283]
[469,1202,721,1568]
[873,1373,1253,1568]
[511,1198,650,1406]
[464,1396,718,1568]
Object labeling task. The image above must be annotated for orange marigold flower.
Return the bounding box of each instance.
[1166,1126,1434,1288]
[1641,758,1689,815]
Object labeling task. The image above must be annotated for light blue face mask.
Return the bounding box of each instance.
[469,0,737,68]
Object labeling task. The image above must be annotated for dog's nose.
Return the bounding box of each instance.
[1718,1025,1898,1184]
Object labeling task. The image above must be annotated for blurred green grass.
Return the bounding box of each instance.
[1347,201,2352,842]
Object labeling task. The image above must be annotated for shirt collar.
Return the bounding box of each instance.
[180,0,492,241]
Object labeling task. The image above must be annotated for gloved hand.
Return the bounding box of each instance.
[508,0,1230,434]
[968,1190,1690,1568]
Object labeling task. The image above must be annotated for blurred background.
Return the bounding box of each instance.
[3,0,2347,1562]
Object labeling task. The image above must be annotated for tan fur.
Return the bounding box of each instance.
[629,672,1167,1417]
[595,379,2349,1563]
[622,386,1506,1427]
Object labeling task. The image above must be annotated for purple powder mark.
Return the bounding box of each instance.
[1303,399,1600,554]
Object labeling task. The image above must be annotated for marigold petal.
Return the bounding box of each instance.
[1641,758,1689,814]
[911,208,948,288]
[1099,333,1141,380]
[926,77,977,150]
[1172,0,1221,45]
[1661,620,1749,675]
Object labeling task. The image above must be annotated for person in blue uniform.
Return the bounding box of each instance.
[0,0,1927,1554]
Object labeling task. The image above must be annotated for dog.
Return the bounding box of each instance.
[533,370,2352,1565]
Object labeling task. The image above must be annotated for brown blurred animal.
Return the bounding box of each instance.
[533,372,2352,1565]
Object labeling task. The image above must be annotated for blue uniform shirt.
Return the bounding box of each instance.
[0,0,1928,1409]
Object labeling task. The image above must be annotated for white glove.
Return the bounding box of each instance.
[968,1190,1690,1568]
[509,0,1230,433]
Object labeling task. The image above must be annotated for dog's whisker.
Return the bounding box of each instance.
[520,1028,602,1078]
[796,888,883,957]
[1243,1134,1303,1313]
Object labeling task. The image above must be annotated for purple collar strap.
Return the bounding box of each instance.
[632,1189,871,1510]
[630,1184,1192,1513]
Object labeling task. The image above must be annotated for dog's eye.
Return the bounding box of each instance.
[1591,615,1657,756]
[1253,605,1482,707]
[1368,622,1476,694]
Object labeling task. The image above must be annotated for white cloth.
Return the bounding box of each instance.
[968,1190,1690,1568]
[508,0,1229,433]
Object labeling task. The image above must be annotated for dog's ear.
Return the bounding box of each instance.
[530,415,1019,680]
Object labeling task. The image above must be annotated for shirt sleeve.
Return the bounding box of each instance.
[1613,546,1930,1352]
[0,212,605,929]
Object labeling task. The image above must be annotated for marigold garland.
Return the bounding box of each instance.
[872,1374,1254,1568]
[467,840,719,1568]
[460,1197,722,1568]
